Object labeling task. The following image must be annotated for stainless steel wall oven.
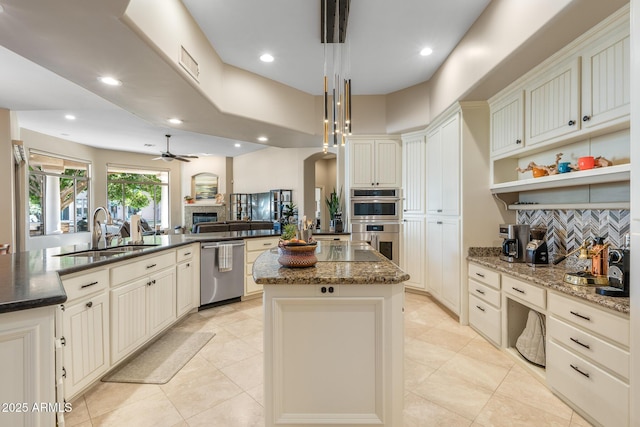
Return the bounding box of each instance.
[349,188,401,222]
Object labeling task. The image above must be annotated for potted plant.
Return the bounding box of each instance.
[325,187,343,232]
[184,195,195,204]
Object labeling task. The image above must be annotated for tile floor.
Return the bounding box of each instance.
[65,292,592,426]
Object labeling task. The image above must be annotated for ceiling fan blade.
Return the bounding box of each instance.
[180,154,199,159]
[174,156,190,162]
[151,156,163,161]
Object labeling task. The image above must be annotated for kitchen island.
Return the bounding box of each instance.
[253,241,408,427]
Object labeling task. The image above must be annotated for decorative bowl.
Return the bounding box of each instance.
[578,156,595,170]
[277,240,318,268]
[532,167,548,178]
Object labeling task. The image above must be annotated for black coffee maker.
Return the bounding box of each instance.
[525,228,549,265]
[596,246,630,297]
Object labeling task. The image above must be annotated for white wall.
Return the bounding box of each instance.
[19,129,183,250]
[0,110,14,251]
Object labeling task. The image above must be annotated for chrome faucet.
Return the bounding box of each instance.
[92,206,113,249]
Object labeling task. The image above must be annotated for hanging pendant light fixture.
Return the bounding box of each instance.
[321,0,352,152]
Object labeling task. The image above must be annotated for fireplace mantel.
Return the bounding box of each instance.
[184,204,227,231]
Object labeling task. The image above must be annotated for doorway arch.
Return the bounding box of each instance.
[302,151,337,231]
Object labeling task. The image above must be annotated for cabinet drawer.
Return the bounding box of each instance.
[245,274,262,295]
[468,264,500,289]
[469,279,500,307]
[61,269,109,302]
[246,237,279,252]
[547,341,629,427]
[176,245,195,263]
[502,276,546,310]
[469,294,501,346]
[547,292,629,347]
[548,316,629,380]
[111,251,176,286]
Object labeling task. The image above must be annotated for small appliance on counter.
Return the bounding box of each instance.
[596,244,630,297]
[499,224,530,263]
[525,227,549,266]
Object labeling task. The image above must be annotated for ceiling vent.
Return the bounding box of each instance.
[179,46,200,82]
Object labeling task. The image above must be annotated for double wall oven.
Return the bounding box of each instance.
[350,188,401,265]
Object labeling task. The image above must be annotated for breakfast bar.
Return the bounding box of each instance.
[253,241,408,427]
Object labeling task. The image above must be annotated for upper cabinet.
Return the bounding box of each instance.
[349,138,401,188]
[427,113,460,216]
[489,5,630,193]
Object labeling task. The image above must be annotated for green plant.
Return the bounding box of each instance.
[281,224,297,240]
[325,187,343,220]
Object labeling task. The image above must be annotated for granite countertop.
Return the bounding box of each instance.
[467,248,629,315]
[252,241,409,285]
[0,230,282,314]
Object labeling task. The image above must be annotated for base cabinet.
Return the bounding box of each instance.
[176,260,195,317]
[264,284,404,427]
[426,217,460,314]
[402,216,426,291]
[245,237,279,296]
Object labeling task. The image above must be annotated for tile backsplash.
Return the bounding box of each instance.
[517,209,630,257]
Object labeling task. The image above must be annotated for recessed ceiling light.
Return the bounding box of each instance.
[420,47,433,56]
[234,143,241,148]
[260,53,274,63]
[65,114,76,120]
[98,76,122,86]
[167,118,183,124]
[257,136,268,142]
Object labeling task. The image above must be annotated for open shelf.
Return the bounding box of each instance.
[508,202,630,210]
[490,163,630,194]
[505,297,546,382]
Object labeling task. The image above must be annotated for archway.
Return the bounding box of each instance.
[302,151,337,231]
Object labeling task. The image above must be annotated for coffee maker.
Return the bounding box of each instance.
[499,224,530,263]
[596,246,630,297]
[525,228,549,265]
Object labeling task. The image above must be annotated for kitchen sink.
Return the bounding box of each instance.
[58,244,159,257]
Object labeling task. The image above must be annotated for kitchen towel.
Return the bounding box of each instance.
[515,309,546,367]
[218,244,233,272]
[130,215,142,243]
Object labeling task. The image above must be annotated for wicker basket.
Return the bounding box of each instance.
[277,241,318,268]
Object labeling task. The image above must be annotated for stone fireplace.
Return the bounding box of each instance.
[184,204,226,232]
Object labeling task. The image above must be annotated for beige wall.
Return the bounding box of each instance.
[0,110,14,251]
[19,129,183,250]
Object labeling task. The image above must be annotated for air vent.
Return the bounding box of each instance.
[179,46,200,82]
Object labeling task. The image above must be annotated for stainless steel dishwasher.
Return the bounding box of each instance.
[200,240,245,308]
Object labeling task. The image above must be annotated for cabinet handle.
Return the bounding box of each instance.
[569,337,590,349]
[516,139,522,144]
[81,281,99,289]
[62,367,67,378]
[376,182,379,186]
[475,289,485,295]
[86,301,93,308]
[152,279,156,285]
[476,305,485,312]
[146,263,157,269]
[582,115,591,122]
[437,221,443,225]
[184,252,191,256]
[263,242,272,246]
[437,209,443,213]
[511,287,525,294]
[570,311,591,321]
[568,120,576,126]
[570,364,590,378]
[475,272,485,278]
[186,263,190,267]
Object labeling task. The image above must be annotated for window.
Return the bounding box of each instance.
[107,166,169,231]
[28,152,90,236]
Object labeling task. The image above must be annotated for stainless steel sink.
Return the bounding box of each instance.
[58,244,159,257]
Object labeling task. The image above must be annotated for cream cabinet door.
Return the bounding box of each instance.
[402,216,426,290]
[401,133,426,215]
[176,260,195,318]
[427,217,460,315]
[426,127,443,215]
[490,90,525,157]
[111,277,148,363]
[349,140,375,187]
[374,139,401,188]
[426,217,443,299]
[526,57,580,145]
[62,292,109,399]
[147,268,177,337]
[581,28,630,129]
[427,113,460,216]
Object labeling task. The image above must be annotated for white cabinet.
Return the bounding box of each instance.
[61,293,109,400]
[0,307,56,427]
[176,245,198,318]
[263,284,404,427]
[401,216,426,291]
[58,268,110,401]
[490,90,525,157]
[245,236,280,296]
[581,25,630,129]
[426,113,460,216]
[547,292,630,427]
[349,138,401,188]
[401,131,426,215]
[110,252,177,364]
[525,57,580,146]
[468,264,501,346]
[426,217,460,315]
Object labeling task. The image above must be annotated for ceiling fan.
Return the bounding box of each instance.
[152,134,198,162]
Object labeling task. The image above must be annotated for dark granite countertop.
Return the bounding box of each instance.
[467,249,629,315]
[0,230,282,314]
[253,241,409,285]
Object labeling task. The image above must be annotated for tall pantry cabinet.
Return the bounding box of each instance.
[402,102,505,321]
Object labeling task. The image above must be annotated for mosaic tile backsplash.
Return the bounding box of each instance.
[517,209,630,257]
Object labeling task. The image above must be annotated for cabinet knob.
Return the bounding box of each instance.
[328,286,334,293]
[515,139,522,144]
[321,286,327,293]
[568,120,576,126]
[582,115,591,122]
[86,301,93,308]
[376,182,379,186]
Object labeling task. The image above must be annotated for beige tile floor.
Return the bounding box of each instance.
[65,292,592,427]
